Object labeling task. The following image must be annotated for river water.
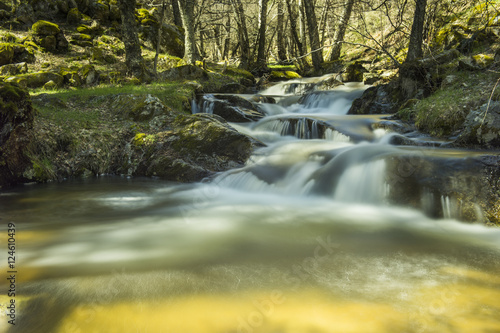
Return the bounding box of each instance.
[1,78,500,332]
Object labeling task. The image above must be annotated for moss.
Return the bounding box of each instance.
[270,70,301,81]
[32,20,60,36]
[31,157,55,182]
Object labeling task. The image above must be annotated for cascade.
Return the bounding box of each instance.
[4,75,500,333]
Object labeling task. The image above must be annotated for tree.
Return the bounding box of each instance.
[230,0,251,69]
[177,0,197,64]
[171,0,183,27]
[405,0,427,63]
[303,0,323,70]
[329,0,355,61]
[256,0,269,68]
[277,0,287,62]
[117,0,147,78]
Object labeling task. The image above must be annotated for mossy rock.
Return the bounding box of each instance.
[77,24,93,35]
[5,71,64,89]
[109,94,174,121]
[0,43,14,66]
[32,20,61,36]
[472,54,494,68]
[0,62,28,76]
[0,82,35,187]
[342,62,367,82]
[269,70,301,81]
[89,1,109,23]
[67,7,82,25]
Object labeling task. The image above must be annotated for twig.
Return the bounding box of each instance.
[481,76,500,127]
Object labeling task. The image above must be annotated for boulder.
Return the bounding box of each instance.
[109,94,174,121]
[197,94,265,122]
[269,70,301,82]
[348,81,403,115]
[79,64,99,85]
[0,43,14,66]
[14,3,36,26]
[89,1,109,23]
[0,83,35,188]
[386,152,500,225]
[4,71,64,89]
[70,33,93,47]
[342,62,367,82]
[0,62,28,76]
[67,7,82,25]
[32,20,69,53]
[457,101,500,148]
[131,113,258,181]
[160,65,208,81]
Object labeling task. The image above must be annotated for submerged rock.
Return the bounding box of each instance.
[386,152,500,225]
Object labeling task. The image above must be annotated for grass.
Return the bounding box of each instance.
[399,70,499,137]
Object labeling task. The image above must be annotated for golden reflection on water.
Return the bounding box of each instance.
[0,266,488,333]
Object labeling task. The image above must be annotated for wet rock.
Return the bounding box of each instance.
[0,83,35,188]
[386,152,500,225]
[348,82,403,115]
[457,101,500,148]
[197,94,265,122]
[131,114,258,181]
[109,94,174,121]
[314,76,344,90]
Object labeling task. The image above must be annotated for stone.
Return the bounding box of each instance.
[67,7,82,25]
[79,64,99,85]
[342,62,367,82]
[0,62,28,76]
[109,94,174,121]
[457,101,500,148]
[5,71,64,89]
[348,81,403,115]
[32,20,61,36]
[43,80,58,90]
[89,1,109,23]
[197,94,265,122]
[160,65,208,81]
[0,43,14,66]
[472,54,495,68]
[131,113,259,182]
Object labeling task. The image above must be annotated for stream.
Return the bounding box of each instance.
[1,77,500,333]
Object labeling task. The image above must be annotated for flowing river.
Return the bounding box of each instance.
[1,78,500,332]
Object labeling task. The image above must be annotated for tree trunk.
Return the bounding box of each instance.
[154,0,167,75]
[329,0,355,61]
[177,0,197,64]
[256,0,268,68]
[223,10,231,60]
[117,0,145,78]
[405,0,427,63]
[230,0,251,69]
[285,0,303,56]
[303,0,323,70]
[277,0,287,62]
[171,0,182,27]
[298,0,306,51]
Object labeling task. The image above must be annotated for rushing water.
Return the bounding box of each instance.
[1,79,500,333]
